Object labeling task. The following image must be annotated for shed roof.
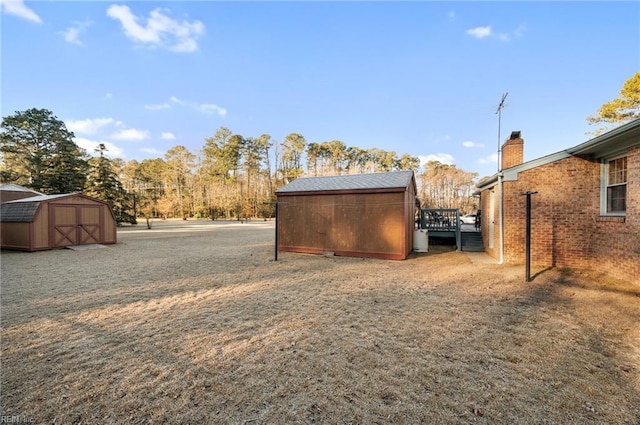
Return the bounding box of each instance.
[276,170,415,194]
[0,184,44,195]
[0,201,39,222]
[0,193,94,223]
[4,193,74,203]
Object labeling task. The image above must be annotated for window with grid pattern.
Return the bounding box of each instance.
[606,156,627,213]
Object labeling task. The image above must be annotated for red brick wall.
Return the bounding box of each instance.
[502,155,598,266]
[480,186,501,260]
[590,145,640,282]
[501,138,524,170]
[498,149,639,284]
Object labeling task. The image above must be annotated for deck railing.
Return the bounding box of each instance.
[418,208,459,230]
[418,208,461,250]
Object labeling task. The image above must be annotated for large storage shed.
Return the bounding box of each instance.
[1,193,117,251]
[275,170,418,260]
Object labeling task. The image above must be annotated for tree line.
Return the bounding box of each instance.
[3,74,636,224]
[0,108,492,223]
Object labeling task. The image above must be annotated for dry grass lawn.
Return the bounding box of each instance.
[1,219,639,424]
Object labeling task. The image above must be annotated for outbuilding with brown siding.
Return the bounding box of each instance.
[1,192,117,251]
[275,170,418,260]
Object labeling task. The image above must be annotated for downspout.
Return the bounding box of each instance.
[498,172,504,264]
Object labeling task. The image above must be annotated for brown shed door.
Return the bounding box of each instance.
[78,206,101,244]
[51,205,103,247]
[52,205,79,247]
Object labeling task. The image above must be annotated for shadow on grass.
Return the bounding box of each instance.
[533,267,640,298]
[2,223,639,424]
[473,269,640,423]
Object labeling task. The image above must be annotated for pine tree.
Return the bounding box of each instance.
[588,71,640,135]
[85,144,134,224]
[1,108,88,193]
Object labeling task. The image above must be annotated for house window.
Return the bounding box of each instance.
[606,156,627,214]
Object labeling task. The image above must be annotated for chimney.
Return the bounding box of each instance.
[501,130,524,170]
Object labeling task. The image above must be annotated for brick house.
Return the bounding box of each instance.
[475,118,639,284]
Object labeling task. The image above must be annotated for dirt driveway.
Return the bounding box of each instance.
[1,219,639,424]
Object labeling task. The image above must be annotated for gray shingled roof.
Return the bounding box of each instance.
[1,193,76,222]
[0,184,43,195]
[276,170,414,194]
[5,193,72,203]
[1,202,39,222]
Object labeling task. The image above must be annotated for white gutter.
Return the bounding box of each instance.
[566,118,640,155]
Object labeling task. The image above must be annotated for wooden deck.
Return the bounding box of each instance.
[418,208,483,252]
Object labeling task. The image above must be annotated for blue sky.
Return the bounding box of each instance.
[2,1,639,179]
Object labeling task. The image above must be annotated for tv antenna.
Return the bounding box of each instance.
[495,92,508,172]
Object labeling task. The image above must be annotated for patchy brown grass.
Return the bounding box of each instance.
[1,219,639,424]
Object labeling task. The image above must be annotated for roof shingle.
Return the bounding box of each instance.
[276,170,414,194]
[1,202,39,222]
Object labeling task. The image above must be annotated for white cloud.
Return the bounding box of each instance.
[467,26,492,39]
[104,92,113,99]
[478,153,499,164]
[419,153,455,166]
[146,96,228,117]
[66,117,114,135]
[106,4,204,53]
[161,132,175,140]
[145,102,170,110]
[111,128,150,141]
[74,137,95,152]
[172,38,198,53]
[169,96,184,104]
[462,141,485,148]
[60,20,92,46]
[199,103,227,116]
[467,24,525,42]
[141,147,164,156]
[67,117,150,157]
[1,0,42,23]
[74,137,124,158]
[514,24,526,38]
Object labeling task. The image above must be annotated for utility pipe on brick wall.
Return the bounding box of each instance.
[498,173,504,264]
[523,191,539,282]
